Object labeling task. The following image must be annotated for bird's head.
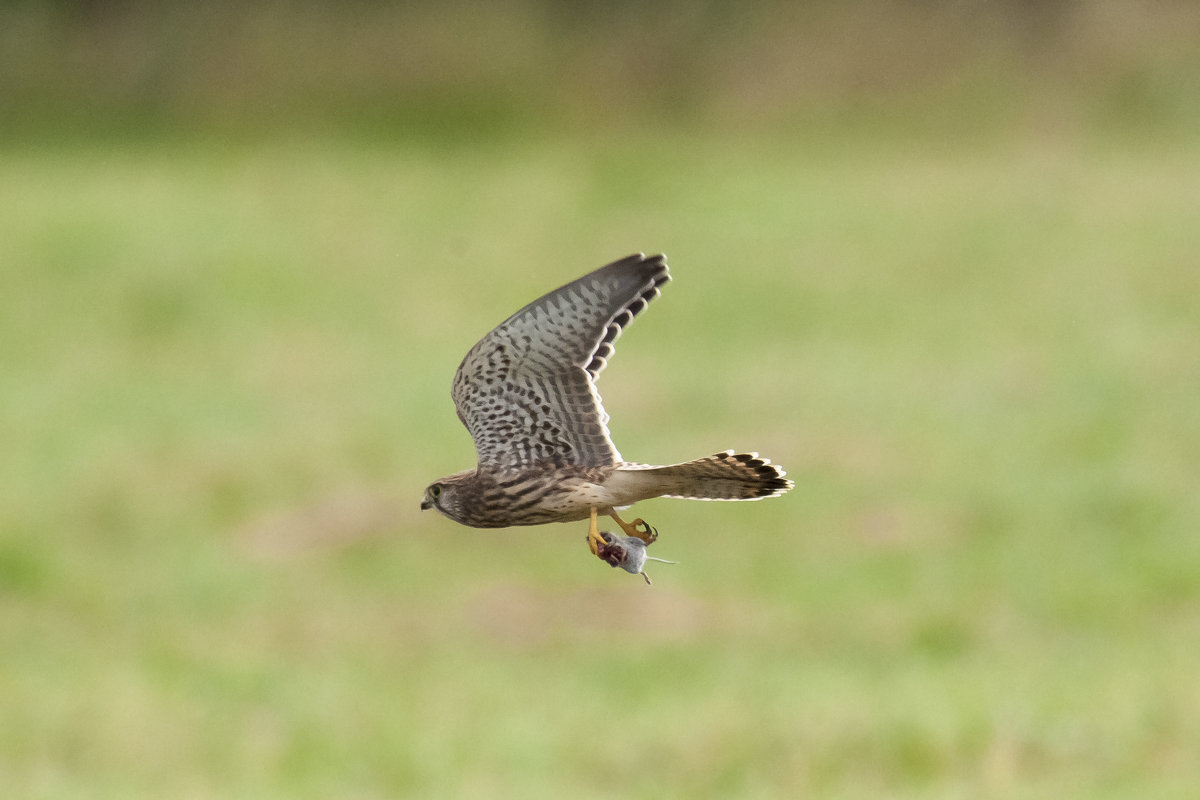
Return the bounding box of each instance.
[420,470,475,523]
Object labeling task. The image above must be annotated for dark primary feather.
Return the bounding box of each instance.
[451,254,670,471]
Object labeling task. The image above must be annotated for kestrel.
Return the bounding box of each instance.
[420,253,791,582]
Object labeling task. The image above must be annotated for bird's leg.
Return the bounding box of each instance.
[586,506,606,556]
[608,509,657,545]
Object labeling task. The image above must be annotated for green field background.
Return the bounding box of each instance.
[2,2,1199,797]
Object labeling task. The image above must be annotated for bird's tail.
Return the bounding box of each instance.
[618,450,792,501]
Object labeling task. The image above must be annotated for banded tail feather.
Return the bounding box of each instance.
[617,451,792,502]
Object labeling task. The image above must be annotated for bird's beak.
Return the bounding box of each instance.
[420,499,432,511]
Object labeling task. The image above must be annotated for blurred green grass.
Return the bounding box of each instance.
[2,125,1198,797]
[3,1,1200,795]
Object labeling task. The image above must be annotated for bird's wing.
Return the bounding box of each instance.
[451,253,670,471]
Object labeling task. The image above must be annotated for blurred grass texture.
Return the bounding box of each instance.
[3,1,1200,797]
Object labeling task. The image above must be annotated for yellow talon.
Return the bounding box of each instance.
[608,509,657,544]
[586,507,605,556]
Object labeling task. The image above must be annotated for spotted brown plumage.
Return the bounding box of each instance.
[450,253,668,471]
[421,253,791,580]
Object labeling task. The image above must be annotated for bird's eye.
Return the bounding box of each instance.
[430,484,442,498]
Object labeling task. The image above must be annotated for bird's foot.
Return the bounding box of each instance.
[609,510,657,545]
